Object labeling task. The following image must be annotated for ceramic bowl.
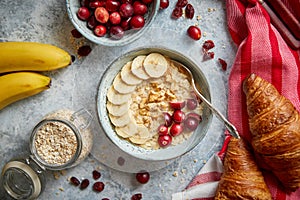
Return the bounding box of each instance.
[66,0,159,46]
[97,46,212,161]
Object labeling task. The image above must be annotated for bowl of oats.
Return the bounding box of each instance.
[97,46,212,161]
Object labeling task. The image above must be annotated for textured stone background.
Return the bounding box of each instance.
[0,0,237,199]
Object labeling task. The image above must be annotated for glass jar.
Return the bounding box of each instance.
[1,108,93,199]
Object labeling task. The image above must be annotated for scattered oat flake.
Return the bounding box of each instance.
[193,159,198,163]
[196,15,201,20]
[59,187,64,191]
[173,171,178,177]
[203,160,207,164]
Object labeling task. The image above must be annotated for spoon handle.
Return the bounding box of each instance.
[192,83,240,139]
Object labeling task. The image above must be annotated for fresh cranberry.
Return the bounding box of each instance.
[136,171,150,184]
[186,112,202,122]
[120,17,131,30]
[202,40,215,51]
[131,193,143,200]
[119,3,134,18]
[77,7,91,21]
[158,124,168,136]
[121,0,133,3]
[80,179,90,189]
[71,29,82,38]
[70,176,80,186]
[78,45,92,57]
[176,0,188,7]
[159,0,169,9]
[218,58,227,71]
[185,4,194,19]
[106,0,120,12]
[109,12,121,24]
[187,25,201,40]
[158,135,172,147]
[95,7,109,23]
[130,15,145,29]
[93,181,105,192]
[170,123,183,136]
[110,26,124,39]
[87,15,98,29]
[163,112,173,127]
[172,110,185,123]
[169,101,186,110]
[92,170,101,180]
[133,1,148,15]
[80,0,90,7]
[142,0,153,4]
[94,25,107,36]
[172,7,183,19]
[186,99,197,110]
[89,1,103,9]
[184,117,199,131]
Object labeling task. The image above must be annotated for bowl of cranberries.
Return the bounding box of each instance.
[97,46,213,161]
[66,0,159,46]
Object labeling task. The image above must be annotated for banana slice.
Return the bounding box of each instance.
[106,101,129,116]
[115,128,131,138]
[107,86,131,105]
[120,61,143,85]
[115,121,138,137]
[137,125,151,139]
[131,55,150,80]
[129,135,149,145]
[143,53,168,78]
[109,112,131,127]
[113,73,136,94]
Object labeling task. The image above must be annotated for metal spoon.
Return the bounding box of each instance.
[172,60,240,139]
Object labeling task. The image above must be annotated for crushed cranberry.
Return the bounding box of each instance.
[131,193,143,200]
[70,176,80,186]
[80,179,90,189]
[203,51,215,60]
[71,29,82,38]
[171,7,183,19]
[78,45,92,57]
[218,58,227,71]
[185,4,194,19]
[202,40,215,51]
[93,181,105,192]
[93,170,101,180]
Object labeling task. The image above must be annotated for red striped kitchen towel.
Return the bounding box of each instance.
[172,0,300,199]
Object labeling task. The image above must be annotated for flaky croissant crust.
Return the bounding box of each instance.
[243,73,300,192]
[215,138,272,200]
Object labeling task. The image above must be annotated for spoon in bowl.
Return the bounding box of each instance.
[172,60,240,139]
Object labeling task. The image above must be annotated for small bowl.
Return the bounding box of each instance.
[97,47,212,161]
[66,0,159,46]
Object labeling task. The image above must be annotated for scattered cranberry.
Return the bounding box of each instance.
[106,0,120,12]
[78,45,92,57]
[77,7,91,21]
[70,176,80,186]
[172,110,185,123]
[136,171,150,184]
[163,112,173,127]
[92,170,101,180]
[131,193,143,200]
[186,99,197,110]
[80,179,90,189]
[102,198,110,200]
[95,7,109,23]
[169,101,186,110]
[71,29,82,38]
[185,4,194,19]
[110,26,124,39]
[158,124,168,136]
[172,6,183,19]
[203,51,215,60]
[184,117,199,131]
[170,123,183,137]
[158,135,172,147]
[202,40,215,51]
[187,25,201,40]
[176,0,188,7]
[133,1,148,15]
[119,3,134,18]
[109,11,121,24]
[218,58,227,71]
[94,25,107,36]
[93,181,105,192]
[130,15,145,29]
[159,0,169,9]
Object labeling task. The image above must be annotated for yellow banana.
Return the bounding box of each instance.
[0,72,51,110]
[0,41,72,74]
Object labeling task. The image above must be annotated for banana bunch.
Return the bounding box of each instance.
[0,41,72,110]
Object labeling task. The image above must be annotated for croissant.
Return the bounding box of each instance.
[243,73,300,192]
[215,137,272,199]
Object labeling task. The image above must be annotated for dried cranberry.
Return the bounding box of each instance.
[202,40,215,51]
[78,45,92,57]
[80,179,90,189]
[93,181,105,192]
[136,172,150,184]
[185,4,194,19]
[93,170,101,180]
[203,51,215,60]
[70,176,80,186]
[176,0,188,7]
[159,0,169,9]
[218,58,227,71]
[131,193,143,200]
[171,7,183,19]
[71,29,82,38]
